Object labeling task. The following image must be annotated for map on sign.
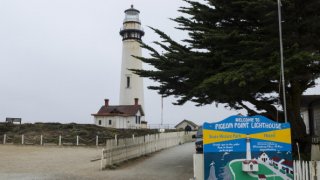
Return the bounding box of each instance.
[203,115,293,180]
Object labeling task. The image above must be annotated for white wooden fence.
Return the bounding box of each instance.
[294,160,320,180]
[311,137,320,161]
[100,132,194,170]
[1,134,119,146]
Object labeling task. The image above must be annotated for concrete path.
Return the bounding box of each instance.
[0,142,195,180]
[102,142,195,180]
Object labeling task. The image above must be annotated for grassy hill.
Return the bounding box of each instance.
[0,123,167,145]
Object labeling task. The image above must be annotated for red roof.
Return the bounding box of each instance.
[258,174,266,178]
[92,105,144,117]
[272,157,282,162]
[243,160,258,164]
[281,160,293,167]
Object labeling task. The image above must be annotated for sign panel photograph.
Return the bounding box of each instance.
[203,115,292,180]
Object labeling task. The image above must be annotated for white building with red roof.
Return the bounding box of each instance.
[92,99,145,129]
[270,157,285,170]
[280,160,293,176]
[258,174,266,180]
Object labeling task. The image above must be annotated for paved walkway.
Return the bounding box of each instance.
[0,142,195,180]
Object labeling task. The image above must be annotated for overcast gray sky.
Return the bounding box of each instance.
[0,0,319,126]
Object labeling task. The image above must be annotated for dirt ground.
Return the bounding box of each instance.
[0,143,194,180]
[0,145,102,180]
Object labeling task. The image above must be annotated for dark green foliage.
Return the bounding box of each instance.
[132,0,320,141]
[0,123,160,145]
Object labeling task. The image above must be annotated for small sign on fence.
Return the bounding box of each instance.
[203,115,292,180]
[5,117,21,124]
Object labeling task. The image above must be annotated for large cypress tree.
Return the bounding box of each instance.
[132,0,320,142]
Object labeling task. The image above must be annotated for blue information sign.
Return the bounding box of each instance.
[203,115,292,180]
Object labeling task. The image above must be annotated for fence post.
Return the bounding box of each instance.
[316,161,320,180]
[3,134,6,144]
[144,135,147,155]
[40,135,43,146]
[148,134,150,153]
[21,134,24,145]
[76,135,79,146]
[100,148,104,170]
[115,134,118,146]
[96,135,99,146]
[59,135,62,146]
[125,138,127,161]
[308,161,312,180]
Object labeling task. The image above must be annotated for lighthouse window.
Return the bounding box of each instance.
[135,116,141,124]
[126,76,131,88]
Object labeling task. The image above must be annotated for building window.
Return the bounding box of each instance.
[109,120,112,125]
[135,116,140,124]
[126,76,131,88]
[98,120,102,125]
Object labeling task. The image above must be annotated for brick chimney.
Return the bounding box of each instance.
[104,99,109,107]
[134,98,139,105]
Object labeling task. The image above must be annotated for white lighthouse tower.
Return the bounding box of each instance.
[242,134,259,172]
[119,5,145,109]
[92,5,146,129]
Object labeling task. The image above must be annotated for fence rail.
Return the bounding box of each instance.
[101,132,194,170]
[0,134,121,146]
[294,160,320,180]
[147,124,176,129]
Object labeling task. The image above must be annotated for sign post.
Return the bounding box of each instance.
[203,115,292,180]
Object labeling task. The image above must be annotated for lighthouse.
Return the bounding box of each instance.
[246,134,252,160]
[91,5,146,129]
[119,5,145,109]
[242,134,259,172]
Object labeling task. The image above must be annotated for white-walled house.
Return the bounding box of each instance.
[270,157,285,170]
[280,160,293,175]
[92,99,145,129]
[175,119,199,131]
[242,160,259,172]
[258,152,270,164]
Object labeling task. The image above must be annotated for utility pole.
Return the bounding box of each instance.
[161,95,164,126]
[277,0,288,123]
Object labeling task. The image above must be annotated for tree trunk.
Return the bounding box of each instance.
[286,82,307,140]
[286,82,310,159]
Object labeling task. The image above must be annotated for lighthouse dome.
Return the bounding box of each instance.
[124,5,140,23]
[120,5,144,40]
